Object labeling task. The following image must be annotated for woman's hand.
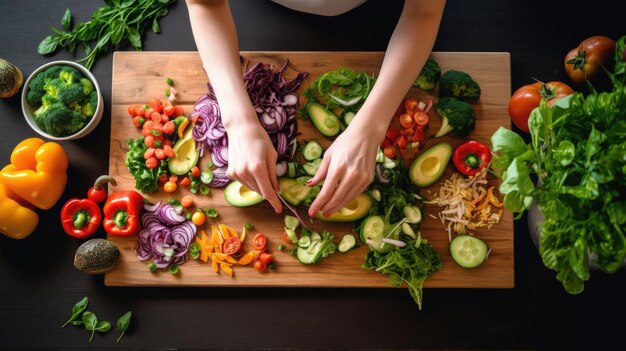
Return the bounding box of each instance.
[307,123,381,218]
[225,115,282,214]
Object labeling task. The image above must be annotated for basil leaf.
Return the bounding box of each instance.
[127,27,142,51]
[61,297,88,328]
[110,22,126,45]
[37,36,59,55]
[69,320,84,326]
[95,321,111,332]
[152,18,160,33]
[61,8,72,31]
[82,311,97,331]
[116,311,132,342]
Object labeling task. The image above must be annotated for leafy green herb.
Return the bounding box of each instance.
[148,262,157,272]
[165,77,174,85]
[83,311,110,342]
[61,297,88,328]
[362,239,441,309]
[277,244,285,251]
[491,70,626,294]
[244,222,253,230]
[168,264,179,274]
[205,208,218,218]
[126,137,167,193]
[116,311,132,343]
[38,0,177,69]
[189,243,201,260]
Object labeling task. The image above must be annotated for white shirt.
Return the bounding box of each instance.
[272,0,367,16]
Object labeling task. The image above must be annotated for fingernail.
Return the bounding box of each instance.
[308,210,315,217]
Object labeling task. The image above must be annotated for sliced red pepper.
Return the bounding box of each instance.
[395,135,408,150]
[412,128,425,143]
[103,190,144,236]
[60,198,102,239]
[380,137,392,149]
[452,140,492,176]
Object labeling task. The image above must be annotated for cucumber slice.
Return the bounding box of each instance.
[302,158,322,176]
[310,232,322,242]
[449,234,489,268]
[376,148,385,163]
[288,162,298,178]
[369,189,381,202]
[343,111,356,125]
[302,141,323,161]
[297,242,319,264]
[403,206,422,224]
[285,227,299,244]
[284,215,300,230]
[359,215,384,250]
[338,234,356,253]
[401,222,416,238]
[298,235,311,248]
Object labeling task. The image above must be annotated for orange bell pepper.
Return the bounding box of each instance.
[0,138,68,210]
[0,183,38,239]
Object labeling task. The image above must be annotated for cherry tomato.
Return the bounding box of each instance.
[163,105,176,117]
[144,135,155,148]
[565,36,616,85]
[179,176,191,186]
[413,111,430,126]
[155,148,166,160]
[133,104,145,117]
[163,144,175,158]
[158,173,169,184]
[191,166,201,178]
[174,105,185,117]
[150,111,162,123]
[282,231,292,244]
[253,259,267,272]
[145,157,158,169]
[383,145,397,158]
[163,180,178,193]
[508,81,574,133]
[252,233,267,251]
[163,121,176,135]
[162,139,173,148]
[180,195,193,208]
[399,113,414,128]
[143,107,155,119]
[259,252,273,265]
[404,98,418,114]
[160,114,169,124]
[191,211,206,226]
[132,116,145,127]
[148,98,163,113]
[223,237,242,255]
[128,104,141,117]
[143,147,156,160]
[169,175,179,183]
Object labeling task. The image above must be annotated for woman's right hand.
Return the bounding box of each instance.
[225,112,282,214]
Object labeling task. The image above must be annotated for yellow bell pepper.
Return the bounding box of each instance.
[0,183,39,239]
[0,138,68,210]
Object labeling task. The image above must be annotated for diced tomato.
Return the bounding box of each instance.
[383,146,397,158]
[253,259,267,272]
[191,166,201,178]
[380,137,392,149]
[413,128,425,143]
[395,135,408,150]
[179,176,191,186]
[169,175,179,183]
[404,98,418,113]
[148,98,163,113]
[399,113,414,128]
[401,127,415,137]
[158,173,169,184]
[282,232,292,244]
[385,126,400,141]
[259,252,273,265]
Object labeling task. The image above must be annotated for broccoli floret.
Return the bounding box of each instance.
[80,78,94,95]
[34,102,87,137]
[439,70,481,102]
[81,91,98,117]
[413,59,441,91]
[58,83,85,105]
[434,97,475,137]
[59,66,81,84]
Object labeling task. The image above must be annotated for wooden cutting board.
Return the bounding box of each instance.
[105,51,513,288]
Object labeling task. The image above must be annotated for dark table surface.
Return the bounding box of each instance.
[1,0,625,349]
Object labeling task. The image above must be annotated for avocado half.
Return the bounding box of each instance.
[315,193,373,222]
[224,181,265,206]
[409,142,453,187]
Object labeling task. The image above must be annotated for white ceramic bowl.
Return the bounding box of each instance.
[21,60,103,140]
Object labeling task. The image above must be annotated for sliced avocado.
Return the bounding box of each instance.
[409,142,453,187]
[74,239,120,274]
[316,193,373,222]
[306,102,341,137]
[279,177,313,206]
[168,125,200,175]
[224,181,264,206]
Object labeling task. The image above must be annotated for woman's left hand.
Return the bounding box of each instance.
[307,123,381,218]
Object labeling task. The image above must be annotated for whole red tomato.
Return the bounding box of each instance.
[564,36,615,85]
[508,81,574,133]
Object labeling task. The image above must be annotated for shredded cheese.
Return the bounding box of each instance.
[426,168,502,240]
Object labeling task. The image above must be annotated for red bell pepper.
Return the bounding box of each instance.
[452,140,492,176]
[103,190,144,236]
[60,198,102,239]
